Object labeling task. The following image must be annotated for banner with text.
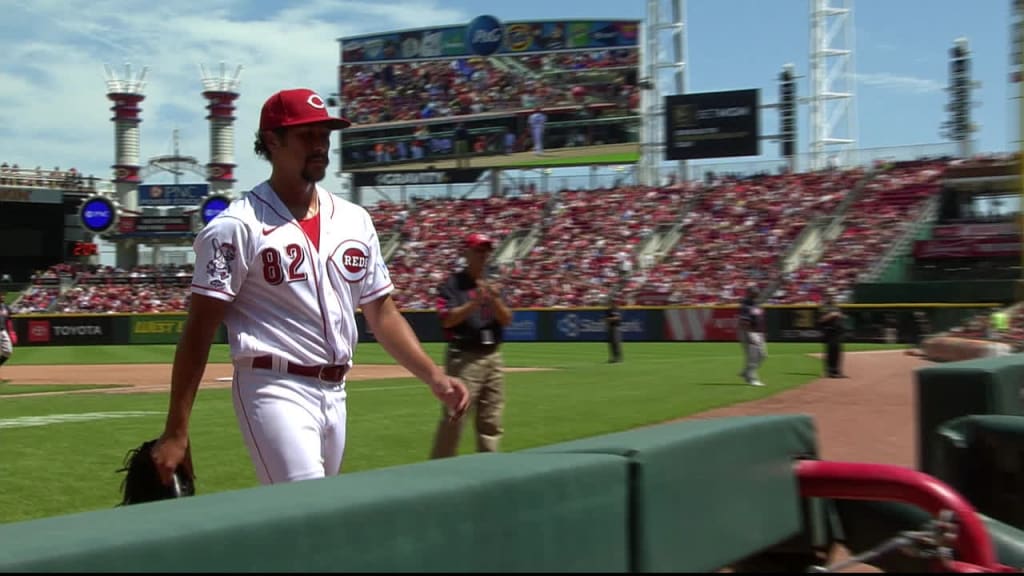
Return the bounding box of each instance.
[16,316,115,346]
[340,19,640,65]
[662,308,739,341]
[137,184,209,207]
[551,310,647,342]
[130,314,187,344]
[114,215,194,238]
[503,310,539,342]
[931,222,1019,238]
[351,168,486,188]
[664,89,760,160]
[913,235,1021,259]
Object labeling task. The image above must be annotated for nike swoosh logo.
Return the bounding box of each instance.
[262,227,280,236]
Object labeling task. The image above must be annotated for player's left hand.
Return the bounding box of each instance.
[429,374,470,421]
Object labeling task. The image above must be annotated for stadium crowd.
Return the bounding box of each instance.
[338,50,639,126]
[770,158,949,304]
[386,193,551,309]
[2,155,980,316]
[621,167,867,306]
[9,264,192,314]
[0,163,97,191]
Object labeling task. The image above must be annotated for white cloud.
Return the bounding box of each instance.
[0,0,468,194]
[855,72,944,94]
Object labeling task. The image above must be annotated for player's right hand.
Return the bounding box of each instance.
[152,433,192,487]
[429,374,470,421]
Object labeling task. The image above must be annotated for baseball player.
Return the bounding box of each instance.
[738,286,766,387]
[0,292,14,376]
[528,107,546,156]
[151,88,469,486]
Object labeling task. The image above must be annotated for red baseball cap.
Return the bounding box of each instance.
[259,88,351,132]
[466,232,494,250]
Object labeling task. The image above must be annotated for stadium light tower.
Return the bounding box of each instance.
[639,0,687,186]
[105,62,148,269]
[200,62,243,197]
[779,63,798,169]
[941,38,978,158]
[808,0,857,170]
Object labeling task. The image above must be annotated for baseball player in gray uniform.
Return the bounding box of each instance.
[738,286,766,387]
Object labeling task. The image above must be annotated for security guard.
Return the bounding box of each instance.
[430,232,513,458]
[818,296,846,378]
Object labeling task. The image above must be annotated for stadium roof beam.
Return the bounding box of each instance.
[809,0,857,171]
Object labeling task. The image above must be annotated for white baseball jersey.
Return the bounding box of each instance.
[191,181,393,368]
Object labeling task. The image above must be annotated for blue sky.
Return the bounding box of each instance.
[0,0,1016,197]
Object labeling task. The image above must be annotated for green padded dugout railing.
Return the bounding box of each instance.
[931,414,1024,532]
[916,354,1024,474]
[0,452,630,573]
[527,414,822,572]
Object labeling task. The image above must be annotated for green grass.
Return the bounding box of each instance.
[0,341,904,525]
[0,382,125,396]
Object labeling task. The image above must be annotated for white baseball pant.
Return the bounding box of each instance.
[0,330,12,360]
[231,364,348,485]
[532,125,544,154]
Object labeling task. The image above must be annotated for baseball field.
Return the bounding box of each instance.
[0,341,906,526]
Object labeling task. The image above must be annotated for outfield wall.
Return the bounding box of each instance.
[10,304,997,347]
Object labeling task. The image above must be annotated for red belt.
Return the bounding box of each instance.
[250,355,349,383]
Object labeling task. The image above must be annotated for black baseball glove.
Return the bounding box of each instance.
[116,438,195,506]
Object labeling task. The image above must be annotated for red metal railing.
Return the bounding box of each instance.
[794,460,1018,573]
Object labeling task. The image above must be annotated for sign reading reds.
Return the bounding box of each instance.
[335,240,369,282]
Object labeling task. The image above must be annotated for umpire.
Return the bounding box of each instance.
[605,297,623,363]
[817,295,846,378]
[430,232,513,458]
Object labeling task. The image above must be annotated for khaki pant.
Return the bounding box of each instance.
[430,347,505,458]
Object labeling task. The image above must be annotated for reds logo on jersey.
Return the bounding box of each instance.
[206,238,237,289]
[335,239,369,283]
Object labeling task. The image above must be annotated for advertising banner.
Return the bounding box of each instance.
[130,314,187,345]
[115,215,194,237]
[18,316,115,346]
[913,235,1021,259]
[664,89,760,160]
[137,184,209,207]
[339,18,640,65]
[0,188,63,204]
[503,310,539,342]
[551,310,646,342]
[932,222,1018,238]
[351,168,486,188]
[663,308,740,341]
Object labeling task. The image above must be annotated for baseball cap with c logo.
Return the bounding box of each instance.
[259,88,352,131]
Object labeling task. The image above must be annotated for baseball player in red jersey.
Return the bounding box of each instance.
[151,88,469,486]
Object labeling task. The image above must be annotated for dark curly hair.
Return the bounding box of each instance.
[254,128,288,161]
